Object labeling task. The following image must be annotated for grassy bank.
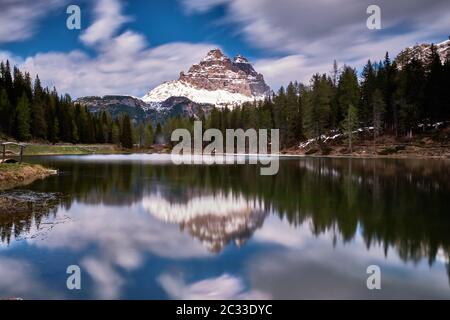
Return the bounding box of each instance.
[0,163,54,190]
[5,143,120,156]
[3,142,173,157]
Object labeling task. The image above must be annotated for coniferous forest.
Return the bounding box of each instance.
[0,60,153,148]
[202,48,450,149]
[1,46,449,149]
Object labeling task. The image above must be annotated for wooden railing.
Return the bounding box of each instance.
[1,142,27,164]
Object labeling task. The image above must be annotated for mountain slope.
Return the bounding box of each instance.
[396,38,450,68]
[142,49,271,107]
[75,95,212,124]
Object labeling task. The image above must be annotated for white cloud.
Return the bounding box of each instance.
[158,273,270,300]
[0,0,218,98]
[181,0,450,86]
[0,0,68,43]
[248,215,450,299]
[81,257,126,300]
[25,203,210,299]
[80,0,131,46]
[254,54,332,90]
[6,41,215,98]
[4,0,450,97]
[0,258,57,299]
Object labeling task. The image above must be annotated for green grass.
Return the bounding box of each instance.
[377,145,406,156]
[4,144,119,156]
[0,163,44,171]
[0,163,23,172]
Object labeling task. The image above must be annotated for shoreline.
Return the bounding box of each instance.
[0,163,56,191]
[24,150,450,160]
[2,142,449,161]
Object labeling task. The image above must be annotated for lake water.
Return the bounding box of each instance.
[1,155,449,299]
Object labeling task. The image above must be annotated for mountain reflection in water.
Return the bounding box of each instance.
[0,155,449,299]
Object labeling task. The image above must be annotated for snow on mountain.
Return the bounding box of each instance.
[233,54,250,64]
[142,192,267,252]
[396,38,450,68]
[142,49,271,107]
[142,80,265,106]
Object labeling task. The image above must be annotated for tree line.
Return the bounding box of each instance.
[2,45,449,149]
[200,47,449,149]
[0,60,158,148]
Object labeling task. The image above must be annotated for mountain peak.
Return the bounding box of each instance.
[143,49,271,106]
[202,49,229,62]
[234,54,250,64]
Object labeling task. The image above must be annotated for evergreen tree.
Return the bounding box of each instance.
[146,122,154,146]
[371,89,386,138]
[285,82,302,145]
[336,66,360,127]
[395,58,426,136]
[16,93,31,141]
[258,98,274,130]
[342,104,359,153]
[304,74,333,139]
[120,114,133,149]
[360,60,376,125]
[0,89,10,134]
[31,75,47,139]
[380,52,398,133]
[45,92,58,143]
[425,44,445,121]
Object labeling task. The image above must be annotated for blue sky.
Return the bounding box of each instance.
[1,0,449,98]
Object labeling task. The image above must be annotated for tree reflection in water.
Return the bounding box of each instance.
[2,156,449,281]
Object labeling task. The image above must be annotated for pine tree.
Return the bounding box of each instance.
[395,58,425,136]
[304,74,333,140]
[112,123,120,145]
[425,44,445,121]
[120,114,133,149]
[380,52,398,133]
[0,88,10,134]
[45,92,58,143]
[273,86,288,145]
[342,104,359,153]
[372,89,386,138]
[31,75,47,139]
[146,122,154,146]
[360,60,376,125]
[16,93,31,141]
[285,82,302,146]
[258,98,274,130]
[336,66,360,127]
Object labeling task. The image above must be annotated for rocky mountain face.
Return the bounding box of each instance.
[142,192,268,253]
[142,49,271,106]
[396,38,450,68]
[76,49,270,124]
[180,49,270,97]
[77,40,449,125]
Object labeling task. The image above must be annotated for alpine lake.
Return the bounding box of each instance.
[0,154,449,299]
